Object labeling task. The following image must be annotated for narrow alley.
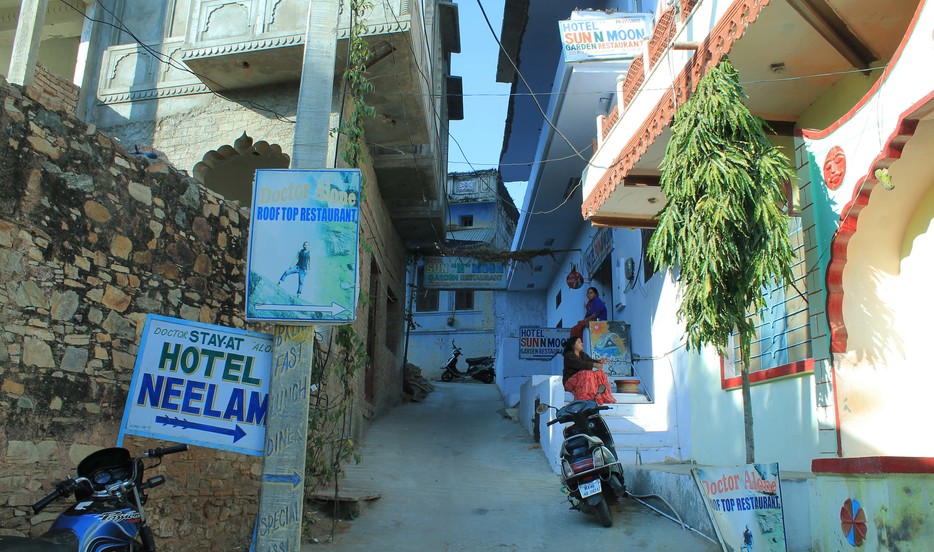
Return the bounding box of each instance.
[303,382,718,551]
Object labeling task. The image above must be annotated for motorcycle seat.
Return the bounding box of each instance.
[465,356,493,365]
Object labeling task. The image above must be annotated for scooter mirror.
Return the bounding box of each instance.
[596,384,607,395]
[535,403,551,415]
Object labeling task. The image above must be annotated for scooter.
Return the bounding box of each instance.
[0,443,189,551]
[538,387,625,527]
[439,341,495,384]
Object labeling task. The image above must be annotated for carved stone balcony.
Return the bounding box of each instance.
[94,0,460,246]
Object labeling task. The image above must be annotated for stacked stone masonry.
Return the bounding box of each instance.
[0,76,261,548]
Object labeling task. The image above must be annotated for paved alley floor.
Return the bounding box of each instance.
[302,382,718,551]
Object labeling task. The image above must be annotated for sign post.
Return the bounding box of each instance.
[254,2,344,549]
[248,167,360,552]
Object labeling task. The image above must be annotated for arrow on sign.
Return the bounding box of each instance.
[261,471,303,489]
[155,415,247,443]
[255,302,347,315]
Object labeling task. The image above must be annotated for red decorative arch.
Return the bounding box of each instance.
[822,94,934,353]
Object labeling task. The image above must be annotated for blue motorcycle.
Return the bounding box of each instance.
[0,444,188,551]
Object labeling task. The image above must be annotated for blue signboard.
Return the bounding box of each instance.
[246,169,360,324]
[519,327,571,360]
[423,256,508,289]
[118,315,273,456]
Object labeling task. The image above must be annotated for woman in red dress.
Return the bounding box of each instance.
[562,336,616,405]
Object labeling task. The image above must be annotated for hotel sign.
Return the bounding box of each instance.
[423,256,508,290]
[559,13,653,62]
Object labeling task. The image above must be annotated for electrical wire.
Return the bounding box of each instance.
[70,0,883,188]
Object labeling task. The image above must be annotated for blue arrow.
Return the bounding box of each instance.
[261,471,303,489]
[155,415,247,443]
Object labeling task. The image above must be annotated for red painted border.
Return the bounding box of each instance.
[812,456,934,475]
[583,0,771,218]
[720,358,814,390]
[800,1,927,141]
[823,93,934,353]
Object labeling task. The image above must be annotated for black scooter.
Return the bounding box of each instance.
[538,387,625,527]
[439,341,495,384]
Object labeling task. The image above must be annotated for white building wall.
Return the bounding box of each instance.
[494,290,549,406]
[611,228,823,471]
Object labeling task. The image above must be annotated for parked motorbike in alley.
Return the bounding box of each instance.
[439,341,495,384]
[0,444,189,552]
[538,389,625,527]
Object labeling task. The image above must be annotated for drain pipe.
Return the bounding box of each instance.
[626,492,719,546]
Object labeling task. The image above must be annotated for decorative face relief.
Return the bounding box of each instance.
[823,146,847,190]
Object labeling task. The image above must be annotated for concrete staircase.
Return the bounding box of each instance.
[564,389,681,465]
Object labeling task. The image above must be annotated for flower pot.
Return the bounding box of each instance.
[614,378,640,394]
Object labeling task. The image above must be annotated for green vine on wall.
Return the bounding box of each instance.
[332,0,376,200]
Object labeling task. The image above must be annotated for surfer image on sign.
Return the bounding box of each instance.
[246,169,361,324]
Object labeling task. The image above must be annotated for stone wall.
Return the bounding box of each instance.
[0,76,260,548]
[0,71,412,547]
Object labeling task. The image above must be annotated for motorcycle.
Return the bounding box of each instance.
[439,341,495,384]
[0,444,189,552]
[538,388,625,527]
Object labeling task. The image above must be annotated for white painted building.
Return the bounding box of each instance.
[497,0,934,549]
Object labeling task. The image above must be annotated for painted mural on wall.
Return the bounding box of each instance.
[588,321,632,376]
[246,169,360,324]
[693,464,787,551]
[119,315,272,456]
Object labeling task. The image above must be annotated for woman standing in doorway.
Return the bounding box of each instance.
[562,336,616,404]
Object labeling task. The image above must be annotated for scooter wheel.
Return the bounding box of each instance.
[595,497,613,528]
[480,372,494,384]
[441,372,453,382]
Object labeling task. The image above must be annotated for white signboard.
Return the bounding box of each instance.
[246,169,360,324]
[519,327,571,360]
[118,315,273,456]
[559,13,653,62]
[693,464,788,551]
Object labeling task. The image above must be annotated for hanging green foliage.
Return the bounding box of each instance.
[333,0,376,196]
[647,57,795,462]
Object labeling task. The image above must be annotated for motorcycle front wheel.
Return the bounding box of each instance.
[441,371,453,382]
[595,497,613,527]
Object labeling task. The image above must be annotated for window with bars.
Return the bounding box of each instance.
[722,216,813,387]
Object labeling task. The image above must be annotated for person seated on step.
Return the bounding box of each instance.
[562,336,615,405]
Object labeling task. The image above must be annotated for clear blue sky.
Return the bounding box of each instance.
[447,0,528,204]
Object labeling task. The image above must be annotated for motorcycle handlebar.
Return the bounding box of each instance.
[32,488,62,514]
[546,418,559,426]
[145,444,189,458]
[598,405,611,411]
[32,478,76,514]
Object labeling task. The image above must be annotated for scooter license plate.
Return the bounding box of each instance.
[578,479,601,498]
